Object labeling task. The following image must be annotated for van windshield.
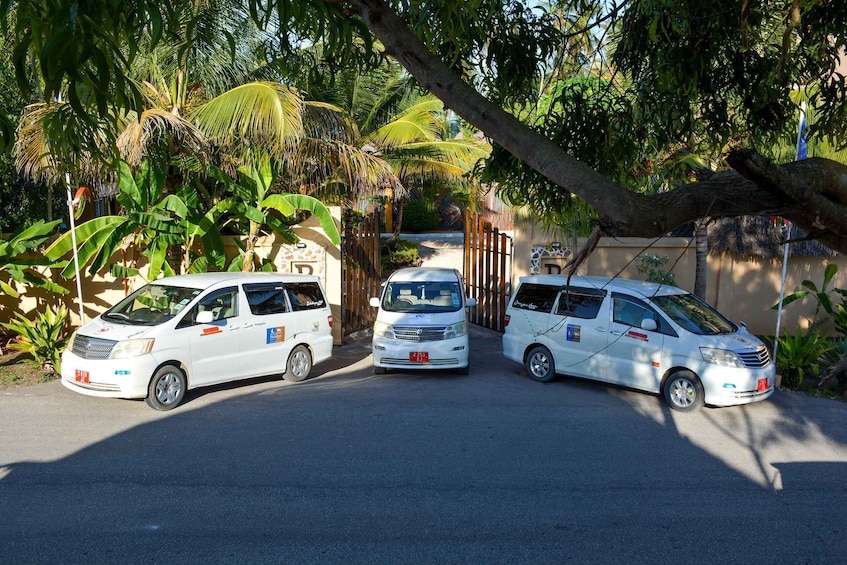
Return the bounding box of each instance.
[382,281,463,313]
[102,284,202,326]
[652,293,737,335]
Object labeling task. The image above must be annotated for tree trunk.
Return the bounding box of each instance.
[242,221,260,273]
[693,220,708,298]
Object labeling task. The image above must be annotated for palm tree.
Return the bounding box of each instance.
[300,57,490,232]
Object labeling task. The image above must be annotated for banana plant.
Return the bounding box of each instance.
[774,263,847,335]
[45,160,228,281]
[208,155,341,272]
[0,220,68,298]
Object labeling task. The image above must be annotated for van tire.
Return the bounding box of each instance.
[525,346,556,382]
[374,366,387,374]
[146,365,186,411]
[284,345,312,382]
[663,370,705,412]
[455,366,469,375]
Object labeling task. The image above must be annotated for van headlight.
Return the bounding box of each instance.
[700,347,744,368]
[373,320,395,339]
[110,339,155,359]
[444,321,468,340]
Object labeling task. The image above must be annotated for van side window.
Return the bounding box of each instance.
[176,287,238,328]
[511,283,560,313]
[556,288,606,319]
[611,294,677,336]
[285,282,327,311]
[613,297,652,327]
[244,283,290,316]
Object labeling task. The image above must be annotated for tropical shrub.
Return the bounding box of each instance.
[402,200,439,232]
[773,329,835,389]
[635,254,676,286]
[381,238,420,271]
[1,304,70,374]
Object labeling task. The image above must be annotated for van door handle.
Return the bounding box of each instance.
[596,327,607,333]
[611,330,623,336]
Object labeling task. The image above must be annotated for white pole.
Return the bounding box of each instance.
[66,177,85,325]
[774,103,807,360]
[774,222,791,360]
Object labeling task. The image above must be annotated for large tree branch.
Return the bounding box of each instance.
[345,0,847,254]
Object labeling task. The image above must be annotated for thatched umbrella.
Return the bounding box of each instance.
[708,215,837,258]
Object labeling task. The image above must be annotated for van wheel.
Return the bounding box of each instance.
[146,365,186,411]
[663,370,705,412]
[374,366,387,374]
[525,346,556,382]
[284,345,312,382]
[455,365,469,375]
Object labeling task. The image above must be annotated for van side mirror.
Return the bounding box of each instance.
[196,311,215,324]
[640,318,658,332]
[369,297,380,308]
[466,297,477,308]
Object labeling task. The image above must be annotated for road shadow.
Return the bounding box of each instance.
[2,325,847,562]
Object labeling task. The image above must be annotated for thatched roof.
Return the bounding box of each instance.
[707,215,837,258]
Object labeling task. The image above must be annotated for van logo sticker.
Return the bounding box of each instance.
[202,326,222,336]
[627,330,648,342]
[266,327,286,344]
[566,325,581,342]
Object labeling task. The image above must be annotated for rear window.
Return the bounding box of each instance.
[285,282,327,311]
[555,288,606,319]
[244,283,290,316]
[511,283,560,313]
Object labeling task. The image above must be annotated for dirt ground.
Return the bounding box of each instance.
[0,349,57,389]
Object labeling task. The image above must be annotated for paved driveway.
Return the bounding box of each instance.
[2,327,846,563]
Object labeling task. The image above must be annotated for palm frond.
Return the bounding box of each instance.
[288,138,403,201]
[362,99,446,148]
[117,109,211,167]
[303,101,360,144]
[190,81,306,156]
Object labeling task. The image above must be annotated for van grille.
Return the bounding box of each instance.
[71,335,117,359]
[737,346,771,368]
[393,326,446,342]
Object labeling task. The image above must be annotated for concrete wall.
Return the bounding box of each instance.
[5,207,345,345]
[512,217,846,337]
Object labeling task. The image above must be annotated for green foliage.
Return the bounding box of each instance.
[1,304,70,373]
[772,329,835,389]
[402,200,439,232]
[0,220,69,298]
[635,255,676,286]
[381,238,420,271]
[774,263,847,336]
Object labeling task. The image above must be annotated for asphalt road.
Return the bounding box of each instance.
[2,327,846,564]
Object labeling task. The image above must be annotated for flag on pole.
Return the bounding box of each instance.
[796,106,808,160]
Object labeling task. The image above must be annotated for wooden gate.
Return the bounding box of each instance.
[341,210,382,337]
[464,213,513,332]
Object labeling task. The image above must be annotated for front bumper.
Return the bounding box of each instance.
[372,335,469,370]
[60,350,158,399]
[700,364,777,407]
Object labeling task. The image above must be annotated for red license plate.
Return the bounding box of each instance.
[757,378,768,392]
[75,369,90,384]
[409,352,429,363]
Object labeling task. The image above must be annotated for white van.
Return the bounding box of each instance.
[61,272,333,410]
[369,267,476,374]
[502,275,775,411]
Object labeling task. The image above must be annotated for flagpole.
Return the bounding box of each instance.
[774,103,807,361]
[66,175,85,325]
